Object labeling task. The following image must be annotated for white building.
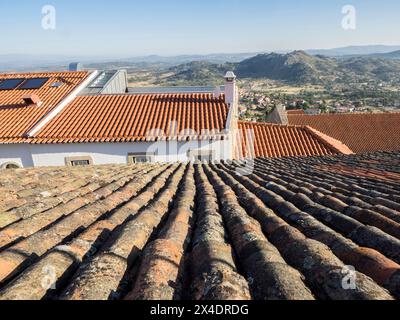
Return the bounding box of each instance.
[0,65,353,169]
[0,67,239,168]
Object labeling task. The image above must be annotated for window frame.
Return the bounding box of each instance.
[65,156,94,167]
[127,152,155,164]
[187,149,216,162]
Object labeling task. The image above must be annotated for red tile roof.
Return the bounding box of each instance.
[288,113,400,154]
[31,93,229,143]
[304,126,354,155]
[0,72,89,143]
[236,121,343,158]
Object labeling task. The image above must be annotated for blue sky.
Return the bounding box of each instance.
[1,0,400,57]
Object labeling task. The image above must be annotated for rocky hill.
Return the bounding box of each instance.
[235,51,337,83]
[128,51,400,87]
[234,51,400,84]
[155,61,236,86]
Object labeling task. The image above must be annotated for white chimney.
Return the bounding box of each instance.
[224,71,237,106]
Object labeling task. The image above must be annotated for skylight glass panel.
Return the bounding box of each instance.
[0,79,25,90]
[19,78,49,90]
[51,82,63,88]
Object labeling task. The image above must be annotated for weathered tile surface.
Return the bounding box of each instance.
[0,151,399,300]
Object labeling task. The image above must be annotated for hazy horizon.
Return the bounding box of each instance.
[2,44,400,61]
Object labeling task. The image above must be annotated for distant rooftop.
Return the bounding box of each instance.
[288,112,400,154]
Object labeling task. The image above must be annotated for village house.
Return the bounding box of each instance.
[0,66,355,168]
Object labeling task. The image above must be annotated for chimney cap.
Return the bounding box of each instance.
[224,71,237,81]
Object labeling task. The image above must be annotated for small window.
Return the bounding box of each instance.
[128,153,155,164]
[51,82,63,88]
[71,160,90,166]
[188,150,215,163]
[1,162,22,169]
[65,156,93,167]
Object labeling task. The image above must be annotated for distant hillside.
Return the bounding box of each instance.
[306,45,400,57]
[125,53,256,64]
[157,61,237,86]
[235,51,337,83]
[367,50,400,59]
[128,52,400,87]
[235,51,400,84]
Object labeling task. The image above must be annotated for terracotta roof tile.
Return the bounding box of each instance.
[237,121,339,158]
[0,151,399,300]
[0,72,89,142]
[288,113,400,154]
[31,93,229,143]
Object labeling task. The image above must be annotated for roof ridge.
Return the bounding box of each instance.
[31,132,230,139]
[0,71,88,77]
[304,126,354,155]
[238,120,304,129]
[288,111,400,117]
[82,92,225,98]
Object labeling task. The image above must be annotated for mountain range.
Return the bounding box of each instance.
[305,45,400,57]
[2,45,400,72]
[157,51,400,86]
[235,51,400,84]
[2,46,400,87]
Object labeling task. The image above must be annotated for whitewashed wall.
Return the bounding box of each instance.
[0,144,34,168]
[0,139,232,168]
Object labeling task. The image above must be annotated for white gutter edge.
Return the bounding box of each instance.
[26,70,99,137]
[225,103,234,130]
[224,90,239,160]
[225,89,239,131]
